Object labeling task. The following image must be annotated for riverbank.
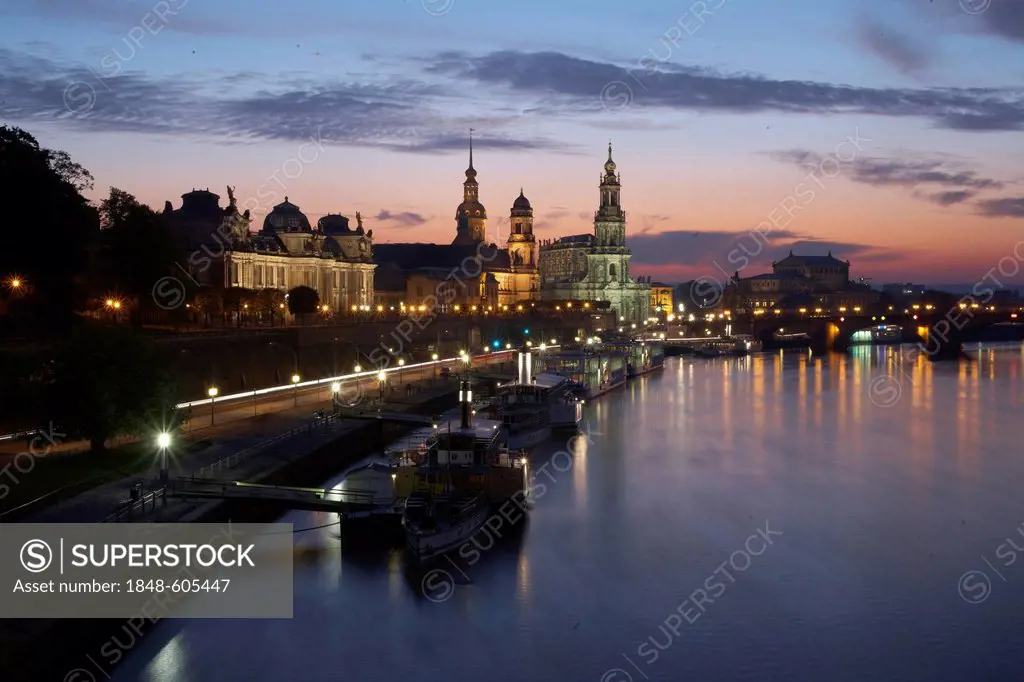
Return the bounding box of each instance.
[0,376,495,682]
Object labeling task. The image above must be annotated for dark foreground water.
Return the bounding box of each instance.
[114,345,1024,682]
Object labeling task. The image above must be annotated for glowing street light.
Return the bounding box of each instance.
[354,364,362,373]
[377,369,387,403]
[207,387,218,425]
[291,373,301,406]
[157,431,172,483]
[431,352,439,379]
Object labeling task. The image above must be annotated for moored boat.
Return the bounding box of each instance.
[481,353,582,447]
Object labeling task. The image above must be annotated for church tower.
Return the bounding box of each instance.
[508,189,536,269]
[594,142,626,247]
[453,130,487,245]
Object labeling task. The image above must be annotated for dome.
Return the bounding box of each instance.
[512,189,531,210]
[317,214,351,235]
[263,197,312,233]
[455,200,487,220]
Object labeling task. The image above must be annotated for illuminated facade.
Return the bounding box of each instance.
[538,144,650,324]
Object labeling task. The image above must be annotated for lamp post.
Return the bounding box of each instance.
[377,369,387,406]
[207,387,218,426]
[157,432,171,484]
[292,373,301,407]
[398,358,406,384]
[431,353,439,380]
[331,382,340,412]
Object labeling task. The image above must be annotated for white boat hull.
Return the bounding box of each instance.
[406,503,490,560]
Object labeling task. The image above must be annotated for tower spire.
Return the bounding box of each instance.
[469,128,474,170]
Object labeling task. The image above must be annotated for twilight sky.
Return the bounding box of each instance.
[2,0,1024,285]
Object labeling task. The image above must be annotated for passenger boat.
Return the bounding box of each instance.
[397,380,530,559]
[546,345,628,399]
[481,354,582,448]
[403,489,489,560]
[697,336,760,357]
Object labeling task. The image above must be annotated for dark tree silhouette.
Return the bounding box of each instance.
[0,126,99,330]
[222,287,256,326]
[42,325,182,452]
[95,187,184,324]
[287,285,320,323]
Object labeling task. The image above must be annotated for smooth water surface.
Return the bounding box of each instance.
[112,345,1024,682]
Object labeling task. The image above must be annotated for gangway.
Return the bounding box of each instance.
[168,478,388,515]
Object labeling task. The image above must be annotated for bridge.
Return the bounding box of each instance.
[167,479,391,516]
[725,308,1020,358]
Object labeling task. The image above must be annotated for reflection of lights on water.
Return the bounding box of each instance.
[145,632,187,679]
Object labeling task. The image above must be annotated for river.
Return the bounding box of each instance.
[112,344,1024,682]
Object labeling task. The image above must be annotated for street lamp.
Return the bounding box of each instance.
[291,373,301,407]
[431,353,439,379]
[354,364,362,373]
[207,387,218,425]
[398,357,406,383]
[377,369,387,404]
[157,432,171,483]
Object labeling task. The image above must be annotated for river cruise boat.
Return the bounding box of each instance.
[697,336,760,357]
[396,381,530,559]
[480,353,582,449]
[547,345,628,399]
[403,489,489,560]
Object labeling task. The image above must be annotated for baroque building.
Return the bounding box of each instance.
[723,251,876,311]
[373,133,539,308]
[166,188,375,311]
[538,145,650,324]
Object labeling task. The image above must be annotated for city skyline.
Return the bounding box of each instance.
[2,0,1024,285]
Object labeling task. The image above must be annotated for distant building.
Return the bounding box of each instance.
[882,283,927,299]
[725,251,876,311]
[373,134,539,309]
[538,144,650,324]
[166,188,375,311]
[649,281,674,315]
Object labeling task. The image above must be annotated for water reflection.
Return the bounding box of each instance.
[113,346,1024,682]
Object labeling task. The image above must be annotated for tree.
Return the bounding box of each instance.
[95,187,185,324]
[256,288,285,324]
[0,126,100,328]
[287,285,320,324]
[191,288,223,326]
[222,287,256,326]
[42,325,182,452]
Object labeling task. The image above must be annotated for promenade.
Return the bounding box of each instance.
[1,355,514,525]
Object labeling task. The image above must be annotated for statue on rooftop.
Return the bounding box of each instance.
[355,211,363,229]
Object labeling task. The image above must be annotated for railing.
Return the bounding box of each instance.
[104,487,167,522]
[190,412,343,479]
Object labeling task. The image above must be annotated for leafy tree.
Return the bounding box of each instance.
[287,285,320,323]
[191,288,223,325]
[0,126,99,328]
[95,187,185,324]
[223,287,256,325]
[42,325,182,452]
[256,288,285,324]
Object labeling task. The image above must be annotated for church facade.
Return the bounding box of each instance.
[374,134,539,308]
[166,189,375,311]
[538,145,650,324]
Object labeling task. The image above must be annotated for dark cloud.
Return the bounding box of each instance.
[926,190,977,206]
[975,1,1024,44]
[428,50,1024,132]
[0,48,569,153]
[627,229,894,275]
[976,196,1024,217]
[769,151,1006,207]
[856,18,933,76]
[375,210,427,227]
